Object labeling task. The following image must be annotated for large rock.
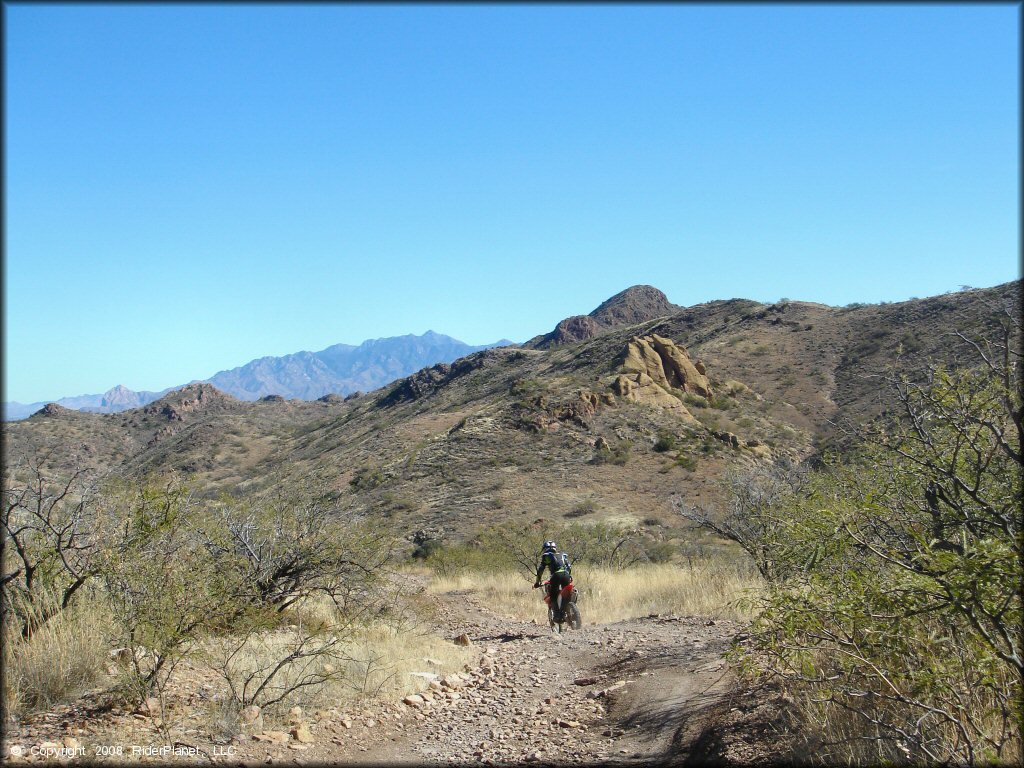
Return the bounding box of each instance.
[608,373,700,426]
[290,722,314,743]
[620,334,712,399]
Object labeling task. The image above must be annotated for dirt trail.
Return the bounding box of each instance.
[280,587,744,766]
[3,585,748,766]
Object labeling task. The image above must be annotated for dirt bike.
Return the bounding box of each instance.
[538,579,582,633]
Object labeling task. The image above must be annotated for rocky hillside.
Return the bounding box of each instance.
[4,281,1018,550]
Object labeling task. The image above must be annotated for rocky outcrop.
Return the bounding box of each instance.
[381,363,453,405]
[378,351,497,406]
[544,315,602,347]
[711,430,772,459]
[602,334,710,424]
[610,373,700,426]
[143,384,236,422]
[529,285,679,349]
[32,403,74,418]
[620,334,712,399]
[508,390,616,434]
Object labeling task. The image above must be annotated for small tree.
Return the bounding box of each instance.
[1,459,107,638]
[672,458,809,582]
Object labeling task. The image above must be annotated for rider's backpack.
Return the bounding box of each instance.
[558,552,571,576]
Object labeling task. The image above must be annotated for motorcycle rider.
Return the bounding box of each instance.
[533,540,572,621]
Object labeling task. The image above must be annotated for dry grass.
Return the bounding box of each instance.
[2,588,114,717]
[428,561,761,624]
[197,595,475,727]
[335,622,475,700]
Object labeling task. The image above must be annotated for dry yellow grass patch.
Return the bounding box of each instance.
[429,561,760,624]
[197,593,476,723]
[2,589,114,717]
[336,622,475,700]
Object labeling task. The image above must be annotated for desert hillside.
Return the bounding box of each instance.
[4,280,1018,549]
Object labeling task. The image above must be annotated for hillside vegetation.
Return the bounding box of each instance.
[2,279,1020,765]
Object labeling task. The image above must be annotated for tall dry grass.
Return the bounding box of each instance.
[428,560,761,624]
[198,594,476,727]
[336,622,475,699]
[2,588,114,717]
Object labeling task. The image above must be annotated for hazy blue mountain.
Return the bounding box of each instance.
[204,331,514,401]
[3,384,170,421]
[4,332,515,420]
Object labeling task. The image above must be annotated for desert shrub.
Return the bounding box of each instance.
[683,393,709,408]
[674,452,698,471]
[652,432,677,452]
[2,469,398,721]
[97,479,234,711]
[685,307,1022,764]
[609,441,632,465]
[642,540,676,563]
[379,492,419,514]
[565,498,598,518]
[590,439,632,465]
[349,464,385,491]
[1,463,106,639]
[423,540,509,579]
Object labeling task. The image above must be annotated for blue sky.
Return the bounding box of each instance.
[4,4,1019,403]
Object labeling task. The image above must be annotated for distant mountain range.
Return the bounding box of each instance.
[3,331,513,420]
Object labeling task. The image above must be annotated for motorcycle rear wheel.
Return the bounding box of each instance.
[567,603,582,630]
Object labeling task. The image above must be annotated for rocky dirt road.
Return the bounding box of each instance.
[5,585,774,766]
[240,587,750,766]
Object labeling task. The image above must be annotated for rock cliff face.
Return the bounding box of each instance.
[620,334,712,399]
[600,334,712,426]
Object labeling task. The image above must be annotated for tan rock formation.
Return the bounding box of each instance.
[621,334,712,399]
[606,334,711,424]
[609,373,699,426]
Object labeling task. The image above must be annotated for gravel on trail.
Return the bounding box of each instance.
[274,587,745,766]
[3,584,753,766]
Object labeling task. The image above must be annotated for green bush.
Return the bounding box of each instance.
[683,393,709,408]
[566,499,598,517]
[350,465,385,491]
[689,327,1023,764]
[591,440,632,465]
[674,452,698,470]
[652,433,678,452]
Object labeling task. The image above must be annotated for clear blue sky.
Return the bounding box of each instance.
[4,4,1019,403]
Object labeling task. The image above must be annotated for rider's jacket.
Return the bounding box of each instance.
[535,551,571,584]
